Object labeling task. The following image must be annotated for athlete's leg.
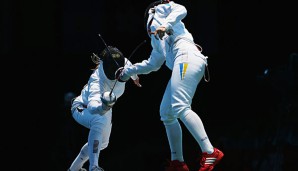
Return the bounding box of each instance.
[87,114,108,170]
[171,50,213,153]
[69,143,89,171]
[160,81,184,162]
[72,107,109,170]
[100,112,112,150]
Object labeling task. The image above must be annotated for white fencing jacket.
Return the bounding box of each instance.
[72,58,137,115]
[124,1,200,76]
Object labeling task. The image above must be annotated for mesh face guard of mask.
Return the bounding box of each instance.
[100,46,125,80]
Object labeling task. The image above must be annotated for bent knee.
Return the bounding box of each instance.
[100,142,109,150]
[163,118,179,126]
[160,105,171,116]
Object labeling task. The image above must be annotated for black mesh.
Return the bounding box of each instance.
[100,46,125,80]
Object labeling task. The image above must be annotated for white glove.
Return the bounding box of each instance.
[101,91,117,111]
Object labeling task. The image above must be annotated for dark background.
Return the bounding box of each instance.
[2,0,298,170]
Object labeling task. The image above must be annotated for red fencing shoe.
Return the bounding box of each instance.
[198,148,224,171]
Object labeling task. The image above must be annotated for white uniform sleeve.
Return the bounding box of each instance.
[161,3,187,32]
[125,49,165,76]
[86,69,108,115]
[125,58,138,80]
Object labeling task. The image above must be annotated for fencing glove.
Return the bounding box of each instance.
[101,91,117,111]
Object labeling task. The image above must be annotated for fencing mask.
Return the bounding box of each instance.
[100,46,125,80]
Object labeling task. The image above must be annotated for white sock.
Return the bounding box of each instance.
[180,110,214,154]
[164,120,184,161]
[69,143,89,171]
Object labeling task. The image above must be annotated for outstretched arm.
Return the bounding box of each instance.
[120,49,165,81]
